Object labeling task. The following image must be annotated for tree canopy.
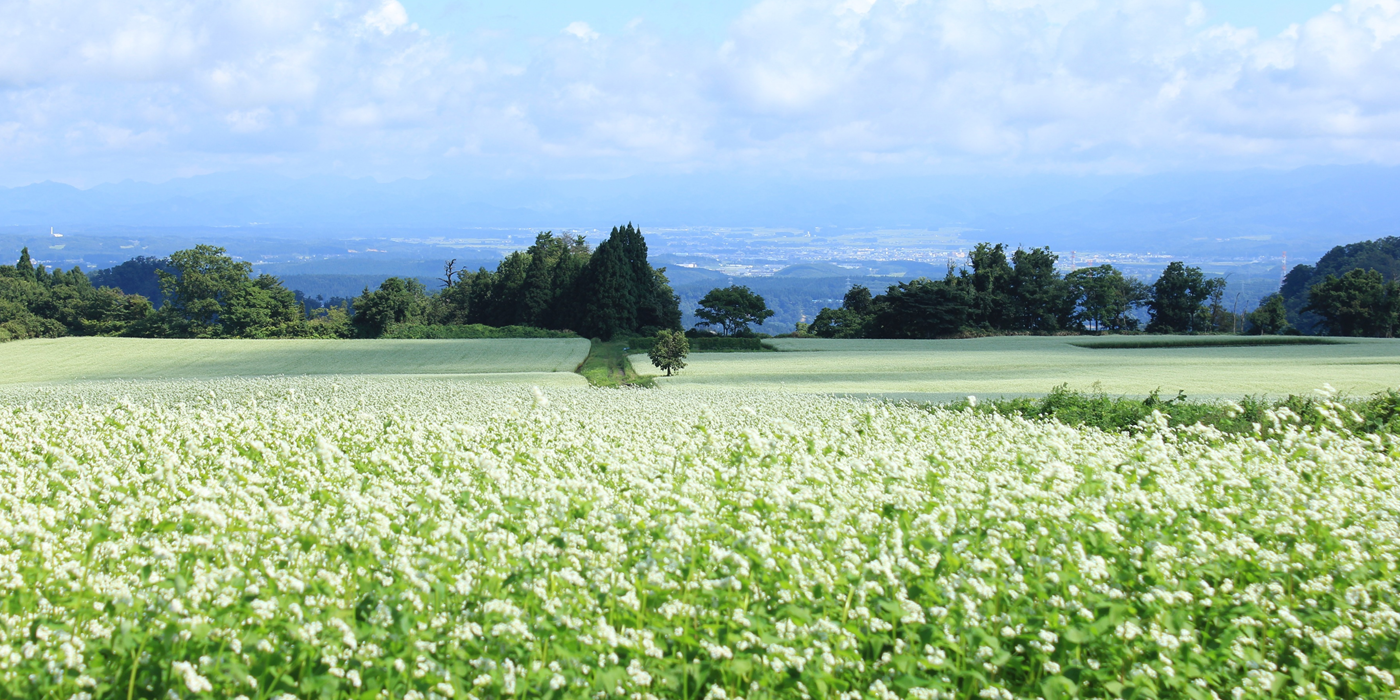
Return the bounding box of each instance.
[1146,262,1225,334]
[10,232,1392,344]
[1304,269,1398,337]
[348,224,681,339]
[647,329,689,376]
[1246,294,1291,335]
[151,245,307,338]
[807,252,1231,339]
[1066,265,1149,333]
[1,247,151,342]
[1278,236,1400,332]
[694,285,774,336]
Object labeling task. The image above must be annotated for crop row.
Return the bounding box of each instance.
[0,378,1397,699]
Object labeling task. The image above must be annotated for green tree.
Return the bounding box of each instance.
[1147,262,1225,333]
[646,267,684,333]
[14,247,36,282]
[581,232,637,338]
[1009,247,1070,331]
[1304,269,1398,337]
[966,242,1014,329]
[467,268,496,324]
[1279,263,1320,332]
[2,250,155,342]
[520,233,565,326]
[695,285,774,336]
[579,224,677,337]
[221,274,304,338]
[485,252,531,327]
[1066,265,1148,332]
[842,285,873,316]
[545,234,591,330]
[1246,294,1291,335]
[810,285,874,338]
[352,277,428,337]
[648,329,689,376]
[431,268,476,325]
[154,245,304,338]
[864,276,973,339]
[90,256,171,306]
[156,245,250,335]
[809,307,866,338]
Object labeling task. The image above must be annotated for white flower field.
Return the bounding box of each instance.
[1,377,1397,700]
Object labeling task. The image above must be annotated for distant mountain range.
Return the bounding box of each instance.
[2,165,1397,260]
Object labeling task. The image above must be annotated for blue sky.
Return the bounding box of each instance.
[1,0,1394,188]
[402,0,1337,42]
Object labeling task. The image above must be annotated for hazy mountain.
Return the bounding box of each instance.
[2,165,1397,261]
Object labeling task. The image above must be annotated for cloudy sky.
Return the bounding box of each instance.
[1,0,1394,187]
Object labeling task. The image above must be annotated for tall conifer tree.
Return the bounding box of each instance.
[582,227,638,338]
[16,248,35,281]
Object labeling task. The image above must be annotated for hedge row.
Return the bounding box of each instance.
[382,324,579,339]
[624,336,766,352]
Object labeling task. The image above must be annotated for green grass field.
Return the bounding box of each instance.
[0,336,592,386]
[632,335,1400,400]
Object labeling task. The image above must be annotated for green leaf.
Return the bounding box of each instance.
[1042,675,1078,700]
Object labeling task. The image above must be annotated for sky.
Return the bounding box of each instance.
[1,0,1392,188]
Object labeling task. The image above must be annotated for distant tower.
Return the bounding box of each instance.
[1071,251,1077,271]
[1280,251,1287,290]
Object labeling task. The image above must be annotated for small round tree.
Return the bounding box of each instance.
[648,329,690,376]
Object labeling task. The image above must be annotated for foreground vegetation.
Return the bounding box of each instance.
[944,384,1400,437]
[1,378,1396,699]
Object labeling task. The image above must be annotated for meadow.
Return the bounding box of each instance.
[633,336,1400,401]
[0,337,591,386]
[1,377,1398,700]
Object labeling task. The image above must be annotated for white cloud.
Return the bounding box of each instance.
[2,0,1400,184]
[363,0,409,35]
[564,21,600,41]
[225,107,273,133]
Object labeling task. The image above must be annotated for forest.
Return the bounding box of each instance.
[808,240,1399,339]
[3,231,1397,342]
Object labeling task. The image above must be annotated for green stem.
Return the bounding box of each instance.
[126,640,146,700]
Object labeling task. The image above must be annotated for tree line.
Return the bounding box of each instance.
[1270,236,1400,337]
[806,244,1234,338]
[4,232,1396,343]
[1,224,682,342]
[351,224,681,338]
[805,240,1398,339]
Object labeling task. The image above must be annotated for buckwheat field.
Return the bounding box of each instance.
[1,378,1397,700]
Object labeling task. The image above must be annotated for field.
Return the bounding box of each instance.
[632,336,1400,400]
[1,377,1396,699]
[0,337,591,386]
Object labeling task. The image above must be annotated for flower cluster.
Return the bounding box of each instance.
[0,377,1397,699]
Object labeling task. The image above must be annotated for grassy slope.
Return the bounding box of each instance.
[0,337,592,385]
[631,335,1400,399]
[576,340,654,388]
